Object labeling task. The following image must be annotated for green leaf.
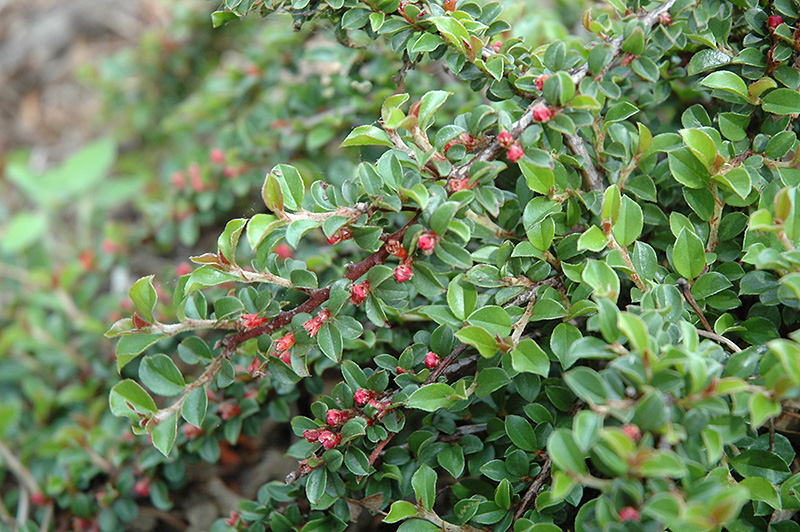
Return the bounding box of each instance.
[603,101,639,129]
[317,322,343,362]
[467,306,511,337]
[699,71,749,100]
[673,228,706,279]
[547,429,588,475]
[455,325,499,358]
[129,275,158,323]
[668,147,710,188]
[140,354,186,396]
[447,274,476,321]
[109,380,157,420]
[411,464,437,511]
[116,334,166,372]
[217,218,247,264]
[612,196,643,247]
[271,165,305,212]
[739,477,781,509]
[687,49,731,76]
[1,211,48,253]
[406,383,457,411]
[181,387,207,428]
[749,392,781,428]
[520,159,555,195]
[305,467,327,505]
[384,501,418,523]
[578,225,608,252]
[511,339,550,377]
[762,88,800,114]
[211,10,239,27]
[505,415,537,451]
[151,414,178,457]
[345,447,371,475]
[618,312,649,353]
[564,367,607,404]
[730,450,791,483]
[430,201,459,235]
[418,90,451,132]
[582,259,620,302]
[680,128,717,170]
[438,445,465,478]
[341,125,394,147]
[715,167,751,199]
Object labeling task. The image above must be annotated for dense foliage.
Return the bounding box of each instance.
[5,0,800,530]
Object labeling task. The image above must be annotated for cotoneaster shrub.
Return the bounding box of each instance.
[105,0,800,531]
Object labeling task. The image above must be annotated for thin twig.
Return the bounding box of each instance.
[512,458,552,523]
[564,133,603,192]
[697,330,742,353]
[677,278,713,333]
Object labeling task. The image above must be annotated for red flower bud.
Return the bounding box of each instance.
[171,170,187,189]
[210,148,225,165]
[491,41,502,53]
[327,409,351,426]
[274,243,293,259]
[275,332,295,352]
[247,356,265,377]
[394,263,414,283]
[355,389,375,406]
[425,351,441,369]
[658,11,671,26]
[535,74,550,91]
[619,507,640,522]
[304,317,324,337]
[444,0,456,12]
[219,402,241,420]
[183,423,204,439]
[449,177,473,192]
[134,478,151,497]
[622,424,642,441]
[396,366,407,374]
[443,140,456,152]
[31,492,48,506]
[417,232,438,254]
[226,512,239,527]
[303,429,320,443]
[279,351,292,365]
[318,431,342,450]
[621,52,636,67]
[189,163,204,192]
[532,105,552,123]
[241,313,268,330]
[385,239,408,259]
[176,262,192,277]
[497,130,513,148]
[350,280,370,306]
[768,15,783,30]
[507,143,525,163]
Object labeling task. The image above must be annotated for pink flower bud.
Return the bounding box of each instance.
[31,492,48,505]
[417,232,438,254]
[183,424,204,439]
[491,41,502,53]
[318,431,342,450]
[279,351,292,365]
[350,280,370,306]
[385,239,408,259]
[532,105,552,123]
[247,357,265,377]
[658,12,671,26]
[354,389,374,406]
[327,227,353,245]
[226,512,239,527]
[189,163,204,192]
[134,478,151,497]
[619,507,640,522]
[425,351,441,369]
[274,243,293,259]
[176,262,192,277]
[396,366,407,374]
[449,177,473,192]
[768,15,783,30]
[535,74,550,92]
[394,263,413,283]
[275,332,295,352]
[219,402,241,420]
[303,317,324,337]
[497,130,513,148]
[327,409,351,426]
[507,143,525,163]
[171,170,187,189]
[622,424,642,441]
[303,429,320,443]
[210,148,225,165]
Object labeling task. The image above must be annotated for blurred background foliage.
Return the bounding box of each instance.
[0,0,586,530]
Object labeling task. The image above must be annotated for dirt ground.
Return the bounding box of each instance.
[0,0,169,169]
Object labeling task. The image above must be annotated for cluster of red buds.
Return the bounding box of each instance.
[535,74,550,91]
[326,226,353,245]
[443,132,479,153]
[303,429,343,450]
[507,143,525,163]
[491,41,502,53]
[658,11,671,26]
[621,424,642,441]
[183,423,204,439]
[425,351,441,369]
[449,177,475,192]
[768,14,783,31]
[303,309,331,337]
[497,130,513,148]
[394,259,414,283]
[417,232,438,255]
[532,105,554,123]
[327,409,352,426]
[350,280,370,305]
[275,331,295,352]
[219,402,241,420]
[241,313,268,330]
[354,388,376,405]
